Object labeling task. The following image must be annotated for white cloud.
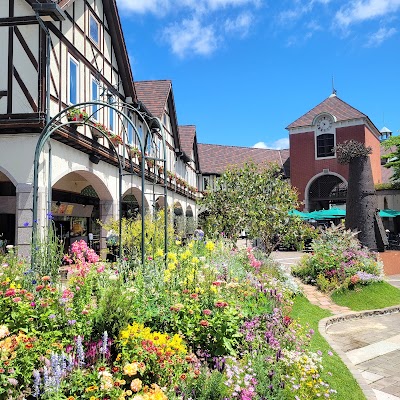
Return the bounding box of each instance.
[224,12,253,36]
[116,0,170,15]
[117,0,260,15]
[163,18,219,57]
[277,0,331,24]
[253,138,289,150]
[365,26,397,46]
[335,0,400,27]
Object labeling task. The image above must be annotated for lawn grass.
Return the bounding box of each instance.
[290,295,367,400]
[331,281,400,311]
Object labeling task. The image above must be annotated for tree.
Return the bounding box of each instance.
[381,135,400,183]
[336,140,387,251]
[199,162,309,254]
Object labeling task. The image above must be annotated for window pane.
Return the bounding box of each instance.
[69,59,78,104]
[109,97,115,132]
[89,14,99,45]
[91,78,99,119]
[317,134,334,158]
[127,120,133,144]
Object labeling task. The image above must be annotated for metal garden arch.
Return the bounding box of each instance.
[31,100,168,269]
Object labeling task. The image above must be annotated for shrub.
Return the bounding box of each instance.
[293,223,383,292]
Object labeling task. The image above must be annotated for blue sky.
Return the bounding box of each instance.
[116,0,400,149]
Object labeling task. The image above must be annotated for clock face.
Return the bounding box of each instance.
[317,116,333,132]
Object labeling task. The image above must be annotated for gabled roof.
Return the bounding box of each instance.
[134,80,172,119]
[26,0,136,101]
[179,125,196,158]
[135,80,181,150]
[198,143,290,175]
[286,94,367,130]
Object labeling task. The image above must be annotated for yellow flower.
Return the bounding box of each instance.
[9,283,16,289]
[123,362,139,376]
[155,248,164,258]
[205,241,215,251]
[167,252,177,263]
[191,257,199,264]
[85,385,98,392]
[175,240,181,245]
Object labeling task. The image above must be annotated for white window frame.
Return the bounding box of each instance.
[108,95,115,133]
[67,55,79,105]
[314,131,336,160]
[91,75,100,121]
[89,13,100,47]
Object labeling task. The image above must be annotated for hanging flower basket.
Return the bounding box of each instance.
[158,165,164,174]
[146,158,155,169]
[108,134,123,146]
[90,122,109,141]
[128,146,141,159]
[66,107,89,126]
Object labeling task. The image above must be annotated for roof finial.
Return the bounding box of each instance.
[330,75,337,97]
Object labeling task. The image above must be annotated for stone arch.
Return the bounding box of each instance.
[122,187,149,218]
[154,195,167,211]
[304,172,347,212]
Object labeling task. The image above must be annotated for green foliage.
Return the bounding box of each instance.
[32,222,65,285]
[381,134,400,182]
[199,162,303,253]
[99,209,174,259]
[336,140,372,164]
[293,223,383,292]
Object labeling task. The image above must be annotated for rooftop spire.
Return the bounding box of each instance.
[329,75,337,97]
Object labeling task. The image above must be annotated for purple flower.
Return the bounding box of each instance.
[48,314,56,319]
[68,319,76,325]
[23,222,29,227]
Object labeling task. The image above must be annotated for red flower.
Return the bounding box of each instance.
[200,320,209,327]
[35,285,45,292]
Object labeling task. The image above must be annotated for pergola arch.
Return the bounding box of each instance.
[32,100,168,268]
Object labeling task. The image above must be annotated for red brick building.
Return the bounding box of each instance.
[287,93,383,211]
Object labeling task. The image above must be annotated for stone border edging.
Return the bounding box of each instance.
[318,305,400,400]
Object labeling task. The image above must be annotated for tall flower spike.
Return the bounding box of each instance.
[33,369,41,398]
[76,335,85,367]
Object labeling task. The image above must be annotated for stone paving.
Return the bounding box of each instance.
[270,250,400,400]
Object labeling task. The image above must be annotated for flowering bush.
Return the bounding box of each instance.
[293,223,383,292]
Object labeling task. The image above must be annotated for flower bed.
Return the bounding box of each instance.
[0,240,337,399]
[292,223,384,292]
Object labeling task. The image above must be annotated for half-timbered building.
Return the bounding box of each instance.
[0,0,199,257]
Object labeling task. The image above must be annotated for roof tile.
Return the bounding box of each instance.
[287,95,367,129]
[135,80,171,119]
[198,144,290,175]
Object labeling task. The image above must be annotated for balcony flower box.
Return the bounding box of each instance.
[66,107,89,127]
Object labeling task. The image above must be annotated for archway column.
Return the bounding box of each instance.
[16,183,38,258]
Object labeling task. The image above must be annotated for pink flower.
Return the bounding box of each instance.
[5,289,15,297]
[96,265,105,273]
[199,320,209,327]
[12,297,21,303]
[215,301,228,308]
[202,309,212,315]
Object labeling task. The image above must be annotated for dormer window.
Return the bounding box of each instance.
[89,13,100,46]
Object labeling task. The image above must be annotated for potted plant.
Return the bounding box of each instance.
[145,153,155,169]
[90,122,109,140]
[66,107,89,126]
[167,171,174,182]
[157,165,164,174]
[108,133,123,146]
[128,145,141,159]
